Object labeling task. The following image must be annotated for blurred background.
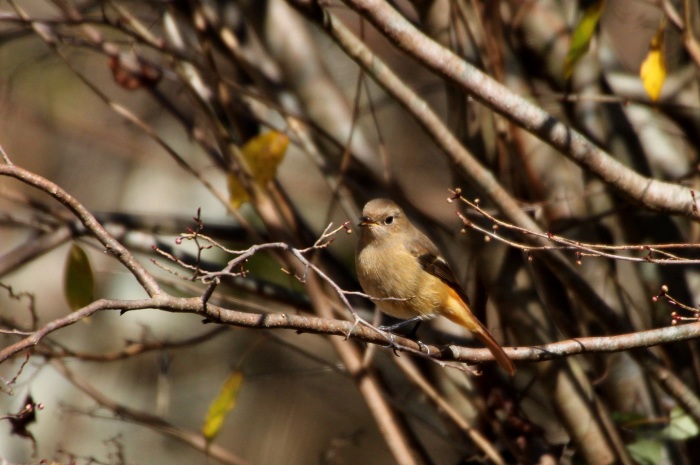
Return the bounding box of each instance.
[1,1,700,464]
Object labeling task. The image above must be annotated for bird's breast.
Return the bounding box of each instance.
[356,241,443,319]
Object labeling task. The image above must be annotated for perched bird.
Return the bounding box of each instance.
[355,198,515,375]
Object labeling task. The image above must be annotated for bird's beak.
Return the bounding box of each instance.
[358,216,376,227]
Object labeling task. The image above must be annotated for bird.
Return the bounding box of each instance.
[355,198,515,375]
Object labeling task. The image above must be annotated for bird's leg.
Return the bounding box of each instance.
[379,318,431,353]
[379,316,424,333]
[406,321,422,339]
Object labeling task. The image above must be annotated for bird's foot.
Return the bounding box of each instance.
[416,340,429,353]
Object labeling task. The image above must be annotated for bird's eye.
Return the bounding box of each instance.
[384,216,394,225]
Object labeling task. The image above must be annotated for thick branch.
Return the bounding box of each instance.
[335,0,693,215]
[3,294,699,368]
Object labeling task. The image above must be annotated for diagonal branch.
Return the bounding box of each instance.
[0,163,161,297]
[333,0,693,216]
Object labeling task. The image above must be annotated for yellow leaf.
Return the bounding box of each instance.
[227,131,289,208]
[63,243,95,311]
[202,371,244,442]
[564,0,606,79]
[640,21,666,102]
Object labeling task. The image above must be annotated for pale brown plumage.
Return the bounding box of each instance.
[355,198,515,375]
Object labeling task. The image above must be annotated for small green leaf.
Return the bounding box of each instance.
[627,438,661,465]
[63,243,95,311]
[661,406,700,440]
[202,371,244,442]
[564,0,606,79]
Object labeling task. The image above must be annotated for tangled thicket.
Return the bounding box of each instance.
[1,2,700,465]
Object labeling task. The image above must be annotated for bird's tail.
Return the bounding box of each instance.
[443,290,516,375]
[471,322,516,376]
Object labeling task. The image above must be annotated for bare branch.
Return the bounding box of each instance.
[334,0,694,215]
[0,164,161,297]
[2,290,699,369]
[455,192,700,265]
[53,360,251,465]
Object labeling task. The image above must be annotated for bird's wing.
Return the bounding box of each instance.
[405,229,471,304]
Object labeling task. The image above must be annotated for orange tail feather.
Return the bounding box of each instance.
[472,325,516,376]
[443,289,516,375]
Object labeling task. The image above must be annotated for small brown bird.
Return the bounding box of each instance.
[355,198,515,375]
